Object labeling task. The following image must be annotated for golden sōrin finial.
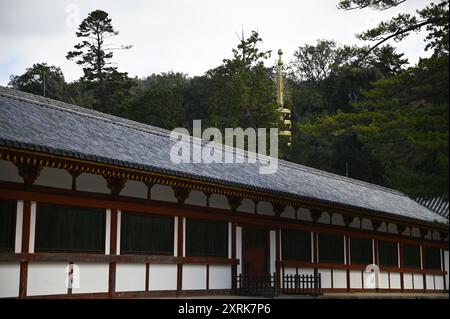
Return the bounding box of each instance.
[277,49,291,147]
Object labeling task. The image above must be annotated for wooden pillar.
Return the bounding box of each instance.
[231,222,237,290]
[108,209,118,296]
[68,169,81,191]
[421,245,427,291]
[345,234,351,292]
[343,216,353,293]
[399,242,404,292]
[176,216,184,295]
[145,263,150,291]
[419,229,428,292]
[18,200,31,299]
[313,232,319,278]
[439,232,447,291]
[275,228,281,289]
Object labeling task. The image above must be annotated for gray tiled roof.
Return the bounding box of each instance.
[416,197,449,219]
[0,86,447,226]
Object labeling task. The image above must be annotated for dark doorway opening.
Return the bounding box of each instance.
[242,227,269,276]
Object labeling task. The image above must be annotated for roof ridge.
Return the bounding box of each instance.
[0,86,408,198]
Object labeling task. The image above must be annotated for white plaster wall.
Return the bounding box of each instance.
[14,200,23,253]
[116,263,146,292]
[349,217,359,229]
[379,272,389,289]
[105,209,111,255]
[426,274,435,290]
[228,223,232,259]
[363,270,375,289]
[282,206,296,219]
[237,199,254,214]
[387,224,398,234]
[298,208,312,222]
[257,201,274,216]
[209,194,230,210]
[0,262,20,298]
[173,217,178,256]
[72,263,109,294]
[350,270,362,289]
[413,273,423,289]
[35,167,71,189]
[149,264,177,291]
[269,230,276,275]
[431,231,441,241]
[116,211,121,255]
[444,250,449,290]
[361,219,372,231]
[298,268,314,276]
[182,217,186,257]
[0,160,21,182]
[76,173,108,193]
[236,227,242,275]
[379,222,388,233]
[410,227,421,238]
[435,275,444,290]
[331,214,345,226]
[284,267,297,276]
[29,202,36,253]
[209,265,231,289]
[182,265,206,290]
[390,273,401,289]
[403,273,413,289]
[151,184,177,202]
[319,269,332,289]
[185,190,207,206]
[317,212,330,224]
[333,269,347,288]
[27,262,68,296]
[121,180,147,199]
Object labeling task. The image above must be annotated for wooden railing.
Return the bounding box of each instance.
[235,273,278,298]
[282,273,322,296]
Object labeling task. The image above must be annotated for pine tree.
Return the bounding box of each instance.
[66,10,132,111]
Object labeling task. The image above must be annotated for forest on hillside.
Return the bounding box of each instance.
[7,0,449,200]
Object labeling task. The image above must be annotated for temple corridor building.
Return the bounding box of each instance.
[0,86,448,298]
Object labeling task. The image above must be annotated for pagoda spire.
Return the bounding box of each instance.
[277,49,291,147]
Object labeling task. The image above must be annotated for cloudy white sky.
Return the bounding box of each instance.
[0,0,433,85]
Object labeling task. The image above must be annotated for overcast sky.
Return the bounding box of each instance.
[0,0,433,85]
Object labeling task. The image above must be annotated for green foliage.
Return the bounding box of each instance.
[338,0,405,11]
[7,7,448,200]
[201,31,278,132]
[298,56,449,197]
[289,40,358,83]
[365,44,409,76]
[128,72,188,130]
[340,0,449,57]
[8,63,70,101]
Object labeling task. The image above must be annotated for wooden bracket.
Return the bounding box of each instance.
[106,177,126,197]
